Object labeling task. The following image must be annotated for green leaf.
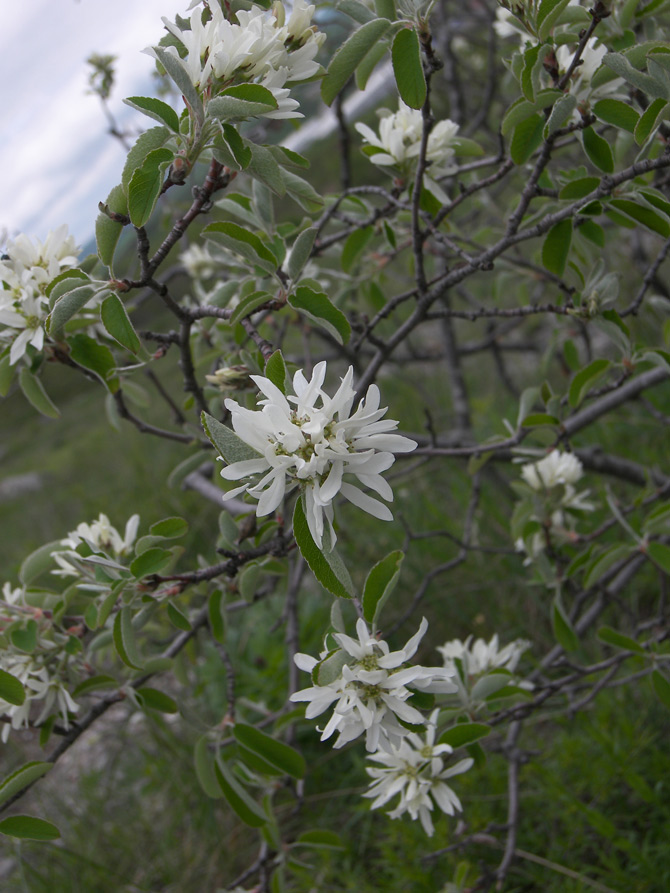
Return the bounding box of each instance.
[341,225,374,273]
[593,98,640,133]
[438,723,491,748]
[246,143,286,196]
[233,723,306,778]
[214,757,268,827]
[73,675,118,697]
[136,687,178,713]
[151,46,204,124]
[209,84,278,119]
[0,354,12,397]
[501,89,562,135]
[559,176,599,199]
[123,95,180,131]
[521,413,560,427]
[647,541,670,575]
[577,219,605,246]
[568,358,610,408]
[121,126,171,192]
[113,607,143,669]
[11,620,37,653]
[552,597,579,651]
[510,114,545,165]
[583,544,630,590]
[392,28,426,109]
[265,349,287,394]
[228,291,274,326]
[150,517,188,539]
[521,43,546,102]
[18,369,60,419]
[295,830,345,850]
[47,284,102,334]
[287,227,317,282]
[221,124,252,168]
[128,147,173,227]
[652,670,670,709]
[356,39,389,90]
[101,294,141,354]
[0,815,60,841]
[19,540,62,586]
[69,333,118,392]
[194,736,224,799]
[0,668,25,706]
[281,168,324,212]
[202,411,263,464]
[167,601,192,631]
[96,184,128,271]
[203,221,278,274]
[544,93,577,137]
[635,98,667,146]
[293,495,354,599]
[609,198,670,237]
[362,550,404,626]
[582,126,614,173]
[168,451,208,488]
[597,626,646,654]
[0,762,51,808]
[45,267,89,300]
[471,673,515,700]
[542,219,572,276]
[208,590,226,644]
[322,18,394,105]
[537,0,572,41]
[130,548,171,578]
[289,286,351,345]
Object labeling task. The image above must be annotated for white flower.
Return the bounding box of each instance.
[355,101,460,176]
[259,67,302,119]
[180,243,219,280]
[290,618,456,752]
[53,513,140,577]
[220,361,417,549]
[364,709,473,836]
[521,450,584,490]
[556,38,623,106]
[0,652,79,742]
[438,633,530,677]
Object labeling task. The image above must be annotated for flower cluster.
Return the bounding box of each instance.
[220,361,417,550]
[0,225,80,364]
[290,618,456,752]
[438,633,530,678]
[355,101,460,196]
[0,584,79,742]
[521,450,593,512]
[150,0,325,118]
[52,513,140,578]
[556,37,624,108]
[364,709,473,837]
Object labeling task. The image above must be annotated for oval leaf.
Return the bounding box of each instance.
[0,815,60,841]
[392,28,426,109]
[233,722,306,778]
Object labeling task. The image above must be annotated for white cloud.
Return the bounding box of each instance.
[0,0,189,244]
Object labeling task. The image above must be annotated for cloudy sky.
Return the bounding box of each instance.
[0,0,190,247]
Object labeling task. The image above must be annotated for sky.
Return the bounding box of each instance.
[0,0,190,248]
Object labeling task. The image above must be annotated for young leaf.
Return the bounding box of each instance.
[151,46,204,124]
[96,184,128,272]
[150,517,188,539]
[287,227,317,282]
[362,550,404,626]
[121,126,171,192]
[202,411,263,464]
[0,815,60,841]
[322,19,394,105]
[288,286,351,345]
[214,756,269,827]
[123,96,180,132]
[68,334,118,393]
[0,762,52,808]
[537,0,573,41]
[544,93,577,137]
[438,723,491,748]
[101,294,141,354]
[47,284,102,335]
[233,723,306,778]
[128,147,173,227]
[0,668,25,707]
[392,28,426,109]
[293,495,354,599]
[18,369,60,419]
[228,291,274,326]
[568,358,610,408]
[203,221,278,274]
[209,84,278,119]
[113,607,143,669]
[265,349,287,393]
